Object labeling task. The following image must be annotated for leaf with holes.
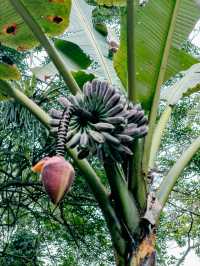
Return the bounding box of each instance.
[65,0,121,87]
[0,0,72,50]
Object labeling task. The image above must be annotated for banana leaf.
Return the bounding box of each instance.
[114,1,200,109]
[161,63,200,105]
[0,0,71,50]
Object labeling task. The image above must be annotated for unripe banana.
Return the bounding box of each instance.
[91,79,99,94]
[105,93,120,110]
[58,97,71,108]
[133,111,145,123]
[113,144,133,155]
[67,131,81,149]
[123,127,140,136]
[68,95,80,107]
[83,82,91,97]
[88,129,105,143]
[99,81,109,98]
[80,130,89,148]
[127,109,137,120]
[49,109,63,119]
[138,125,148,137]
[103,86,115,103]
[93,122,115,131]
[103,116,125,124]
[102,132,120,145]
[116,134,133,143]
[66,128,79,142]
[137,116,148,126]
[106,104,124,117]
[50,127,58,134]
[127,123,137,129]
[50,119,60,127]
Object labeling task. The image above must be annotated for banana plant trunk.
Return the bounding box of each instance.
[115,233,156,266]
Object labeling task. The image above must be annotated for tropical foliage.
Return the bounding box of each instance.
[0,0,200,265]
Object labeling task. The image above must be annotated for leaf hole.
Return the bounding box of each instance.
[4,24,17,35]
[53,16,63,24]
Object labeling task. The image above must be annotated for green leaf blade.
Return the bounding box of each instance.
[0,0,72,50]
[114,0,200,110]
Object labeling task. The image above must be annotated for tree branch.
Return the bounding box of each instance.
[0,181,42,191]
[168,201,200,218]
[9,0,80,95]
[157,136,200,208]
[175,242,199,266]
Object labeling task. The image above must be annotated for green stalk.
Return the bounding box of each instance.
[149,105,173,169]
[9,0,80,95]
[0,80,50,127]
[127,0,136,101]
[143,0,181,175]
[126,1,147,212]
[0,79,126,255]
[157,136,200,207]
[104,162,140,235]
[128,139,147,213]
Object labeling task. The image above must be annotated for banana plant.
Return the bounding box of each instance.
[0,0,200,265]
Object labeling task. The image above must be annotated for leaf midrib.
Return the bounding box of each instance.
[74,0,112,83]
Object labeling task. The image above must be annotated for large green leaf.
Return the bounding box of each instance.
[114,1,200,109]
[161,63,200,105]
[64,0,121,87]
[0,0,71,50]
[54,39,92,69]
[31,38,93,80]
[31,39,95,86]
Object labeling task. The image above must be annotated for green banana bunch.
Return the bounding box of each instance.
[49,80,148,162]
